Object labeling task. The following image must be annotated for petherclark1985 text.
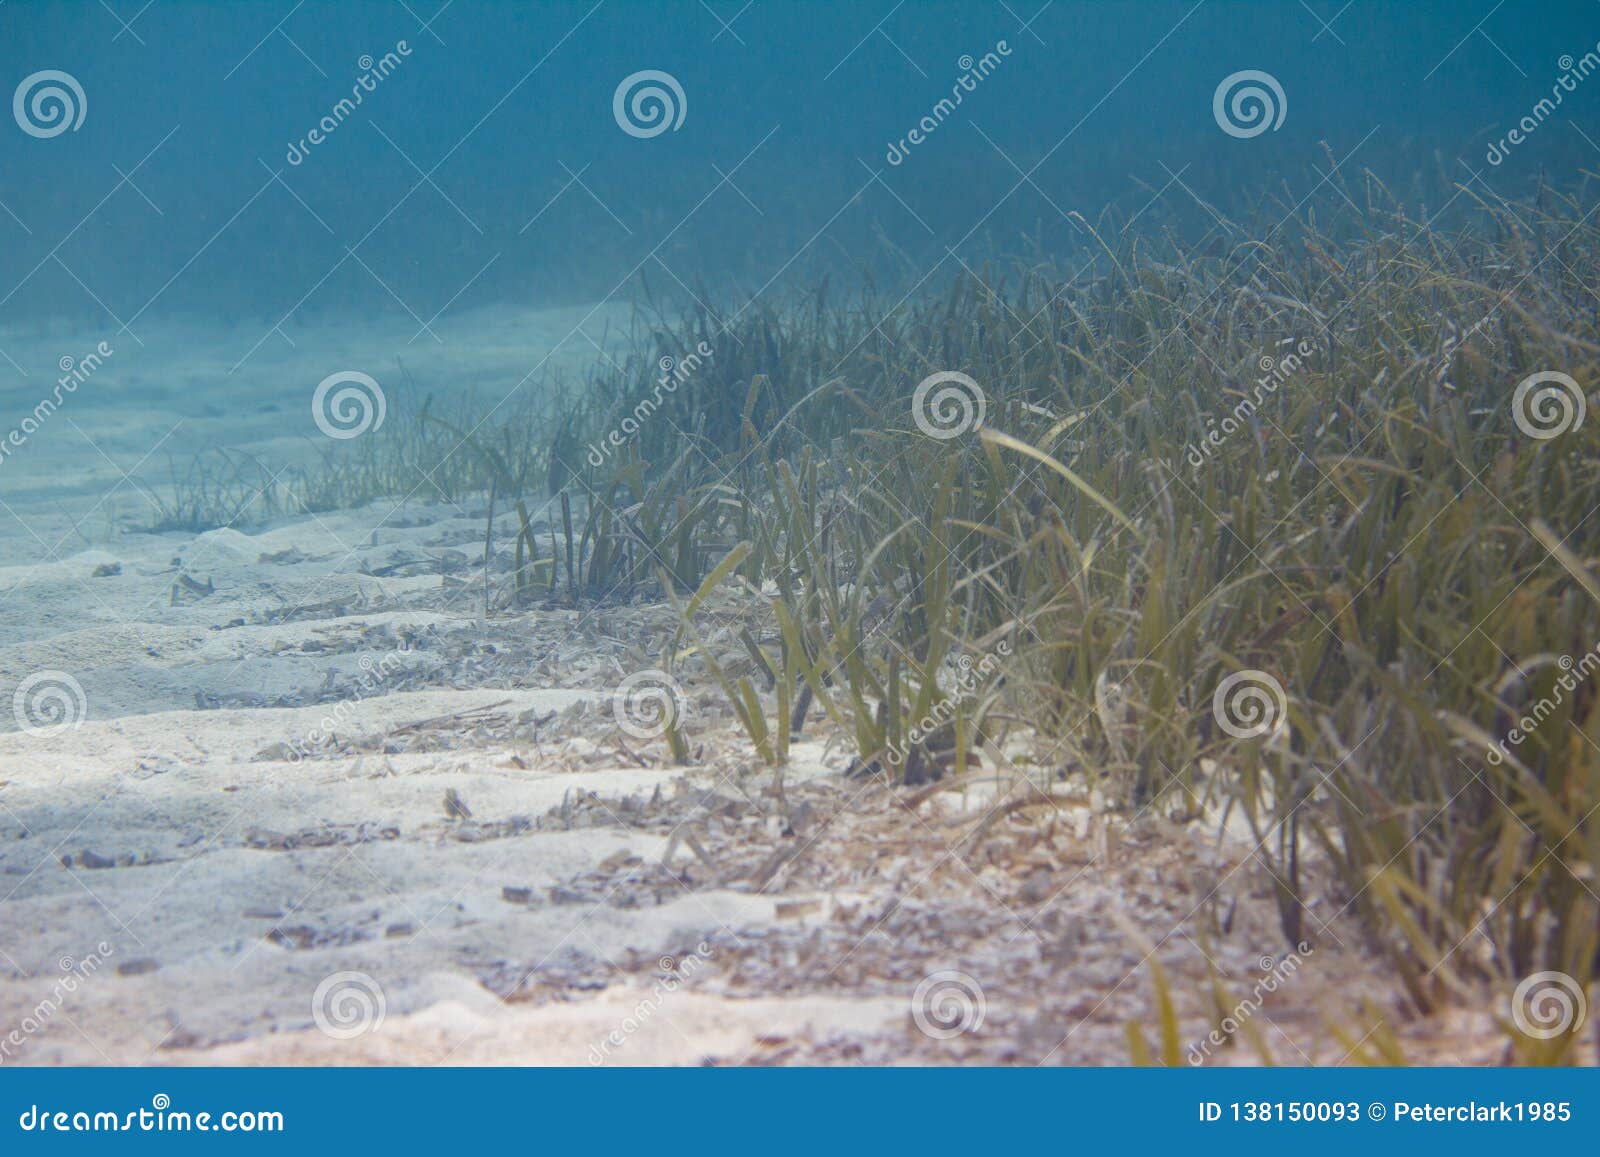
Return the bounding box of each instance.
[1199,1101,1574,1124]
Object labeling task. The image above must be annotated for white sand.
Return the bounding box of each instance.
[0,519,904,1063]
[0,304,905,1065]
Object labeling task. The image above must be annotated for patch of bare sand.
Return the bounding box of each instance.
[0,502,1552,1068]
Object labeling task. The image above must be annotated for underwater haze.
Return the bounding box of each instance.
[1,0,1593,322]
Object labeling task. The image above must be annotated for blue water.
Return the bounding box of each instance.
[0,0,1594,525]
[2,0,1592,328]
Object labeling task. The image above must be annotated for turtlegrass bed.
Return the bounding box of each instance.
[171,174,1600,1064]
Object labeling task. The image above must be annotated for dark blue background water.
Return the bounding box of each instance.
[1,0,1596,330]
